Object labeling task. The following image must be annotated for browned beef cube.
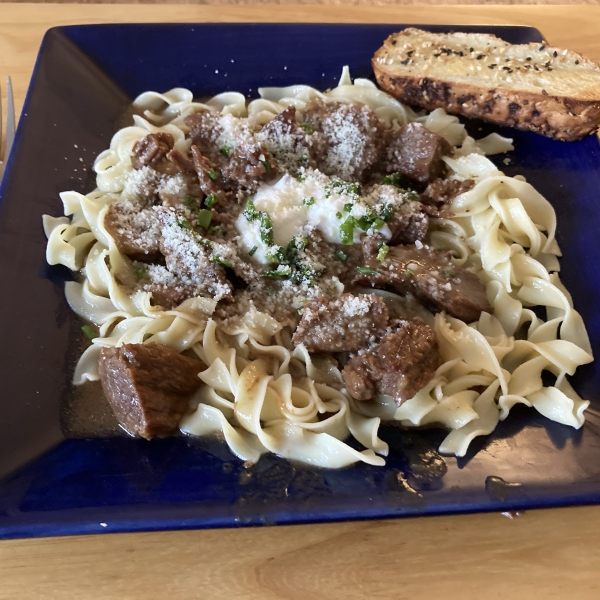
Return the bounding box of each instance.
[356,240,491,323]
[104,201,161,258]
[420,177,474,207]
[190,145,230,203]
[257,106,323,172]
[386,210,429,245]
[300,100,387,182]
[342,319,439,404]
[386,123,452,184]
[132,133,175,170]
[292,293,389,352]
[221,142,279,194]
[98,343,203,439]
[156,208,232,302]
[184,111,224,163]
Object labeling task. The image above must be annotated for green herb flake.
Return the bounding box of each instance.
[249,246,258,257]
[211,256,232,268]
[405,269,415,279]
[204,193,218,208]
[264,266,292,279]
[376,243,389,262]
[442,269,457,278]
[243,200,259,221]
[82,325,97,340]
[196,209,213,229]
[382,173,405,187]
[133,263,149,281]
[176,218,192,230]
[260,212,274,246]
[343,202,354,212]
[220,145,233,157]
[207,168,219,180]
[299,122,313,134]
[372,218,385,231]
[356,266,379,275]
[340,217,356,245]
[297,174,306,182]
[261,159,271,174]
[303,196,315,206]
[336,211,343,219]
[335,250,348,261]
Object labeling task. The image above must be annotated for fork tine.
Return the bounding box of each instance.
[0,76,15,185]
[0,78,3,161]
[4,77,15,161]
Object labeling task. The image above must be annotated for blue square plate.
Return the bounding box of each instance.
[2,23,600,540]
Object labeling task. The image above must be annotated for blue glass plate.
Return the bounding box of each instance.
[1,23,600,540]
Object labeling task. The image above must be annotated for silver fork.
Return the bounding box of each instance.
[0,76,16,185]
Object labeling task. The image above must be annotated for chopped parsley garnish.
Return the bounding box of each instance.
[264,266,292,278]
[184,194,198,210]
[82,325,97,340]
[176,218,192,230]
[356,266,379,275]
[243,200,260,221]
[442,269,457,278]
[208,225,223,235]
[261,159,271,174]
[133,263,149,280]
[220,145,233,157]
[204,193,218,207]
[207,168,219,180]
[336,211,343,219]
[372,218,385,231]
[249,245,258,257]
[299,122,313,134]
[303,196,315,206]
[376,243,389,262]
[379,204,394,222]
[404,269,415,279]
[335,250,348,261]
[196,209,213,229]
[260,212,274,246]
[340,217,356,245]
[343,202,354,212]
[297,174,306,182]
[211,256,232,268]
[382,173,406,187]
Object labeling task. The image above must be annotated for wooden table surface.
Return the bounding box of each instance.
[2,4,600,598]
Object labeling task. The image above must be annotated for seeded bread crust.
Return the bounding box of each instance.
[372,30,600,141]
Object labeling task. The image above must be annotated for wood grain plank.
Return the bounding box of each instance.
[2,506,600,599]
[1,5,600,599]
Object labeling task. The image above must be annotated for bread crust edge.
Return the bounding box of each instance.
[372,60,600,142]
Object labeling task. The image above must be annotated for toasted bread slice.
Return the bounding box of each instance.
[372,28,600,141]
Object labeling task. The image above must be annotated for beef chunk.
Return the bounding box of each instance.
[132,133,175,170]
[158,172,202,209]
[184,111,225,164]
[167,148,195,173]
[98,343,202,439]
[386,209,429,245]
[190,145,229,204]
[420,177,474,207]
[257,106,323,172]
[342,319,439,404]
[300,100,387,182]
[157,208,233,301]
[356,240,491,323]
[104,201,161,258]
[292,293,389,352]
[221,142,278,193]
[385,123,452,184]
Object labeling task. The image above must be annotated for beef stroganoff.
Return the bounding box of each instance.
[43,67,593,468]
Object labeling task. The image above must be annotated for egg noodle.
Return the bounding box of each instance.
[43,68,593,467]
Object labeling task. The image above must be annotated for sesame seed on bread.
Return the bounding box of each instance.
[372,28,600,141]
